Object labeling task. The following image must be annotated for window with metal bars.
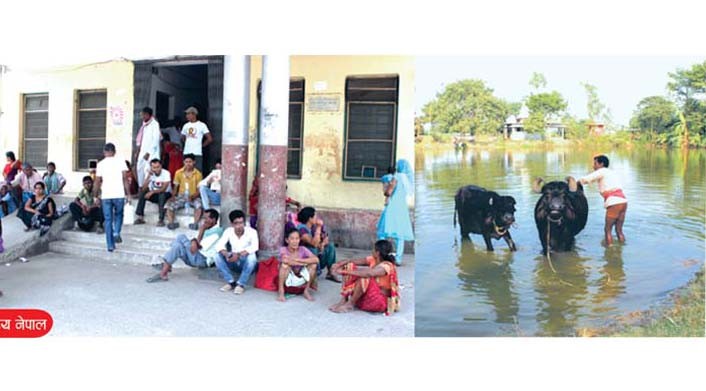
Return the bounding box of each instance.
[22,94,49,168]
[343,76,399,180]
[257,79,305,178]
[76,90,107,170]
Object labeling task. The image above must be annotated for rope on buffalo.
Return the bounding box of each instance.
[546,219,557,273]
[544,220,575,287]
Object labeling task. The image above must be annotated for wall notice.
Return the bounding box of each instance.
[110,106,125,127]
[307,94,341,112]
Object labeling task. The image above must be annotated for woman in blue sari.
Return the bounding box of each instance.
[376,159,414,265]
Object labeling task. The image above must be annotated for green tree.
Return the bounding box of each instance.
[524,91,568,133]
[668,61,706,146]
[422,79,511,135]
[529,72,547,91]
[581,82,608,122]
[629,96,677,134]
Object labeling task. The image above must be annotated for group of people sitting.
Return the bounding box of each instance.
[146,205,400,315]
[2,151,68,236]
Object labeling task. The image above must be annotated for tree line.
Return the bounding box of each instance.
[419,61,706,147]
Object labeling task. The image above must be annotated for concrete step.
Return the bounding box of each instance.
[125,200,214,227]
[48,240,191,269]
[60,230,174,251]
[121,223,198,240]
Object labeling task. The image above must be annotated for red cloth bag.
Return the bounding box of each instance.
[254,257,279,291]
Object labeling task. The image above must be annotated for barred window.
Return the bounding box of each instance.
[76,90,107,170]
[343,76,398,180]
[23,94,49,168]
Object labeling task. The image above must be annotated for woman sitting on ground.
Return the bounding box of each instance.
[277,227,319,302]
[17,181,56,236]
[329,239,400,315]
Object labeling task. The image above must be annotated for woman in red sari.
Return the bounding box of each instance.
[329,239,400,315]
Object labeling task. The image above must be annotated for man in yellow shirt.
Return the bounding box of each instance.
[165,154,203,230]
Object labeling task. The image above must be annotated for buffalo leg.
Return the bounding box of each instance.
[538,229,548,255]
[482,233,494,251]
[503,232,517,252]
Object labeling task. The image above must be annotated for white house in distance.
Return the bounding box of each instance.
[503,105,566,140]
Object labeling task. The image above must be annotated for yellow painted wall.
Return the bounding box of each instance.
[247,55,415,211]
[0,61,134,194]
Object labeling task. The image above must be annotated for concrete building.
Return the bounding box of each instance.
[0,55,415,252]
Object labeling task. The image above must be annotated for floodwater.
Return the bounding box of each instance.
[415,146,705,336]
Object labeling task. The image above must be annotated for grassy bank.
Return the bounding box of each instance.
[581,266,705,337]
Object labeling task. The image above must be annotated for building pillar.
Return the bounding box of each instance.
[220,55,250,221]
[256,55,290,258]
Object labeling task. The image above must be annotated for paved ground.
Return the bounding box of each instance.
[0,251,414,337]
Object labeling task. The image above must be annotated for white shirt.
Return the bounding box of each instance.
[181,120,210,156]
[580,167,628,208]
[163,126,182,146]
[147,169,172,193]
[96,156,128,200]
[198,169,221,192]
[216,226,259,255]
[138,119,161,161]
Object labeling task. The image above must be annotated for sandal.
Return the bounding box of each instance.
[146,273,168,283]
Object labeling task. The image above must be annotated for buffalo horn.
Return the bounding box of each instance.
[566,176,578,192]
[532,177,544,193]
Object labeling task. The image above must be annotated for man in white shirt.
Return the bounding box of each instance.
[134,159,172,227]
[180,106,213,172]
[579,154,628,246]
[93,143,131,252]
[136,107,162,187]
[214,209,259,295]
[146,208,224,283]
[198,159,222,210]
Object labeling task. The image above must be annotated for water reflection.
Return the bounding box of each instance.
[533,252,591,336]
[456,242,518,325]
[592,244,627,314]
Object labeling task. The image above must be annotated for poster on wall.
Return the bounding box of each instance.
[110,106,125,127]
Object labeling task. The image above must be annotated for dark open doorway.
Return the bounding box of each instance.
[132,57,223,176]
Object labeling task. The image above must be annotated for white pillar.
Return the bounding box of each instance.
[220,55,251,216]
[259,56,290,147]
[223,55,250,146]
[256,55,290,257]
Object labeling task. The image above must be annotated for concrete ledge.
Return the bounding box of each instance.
[0,213,73,264]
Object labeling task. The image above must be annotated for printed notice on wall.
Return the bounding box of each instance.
[110,106,125,127]
[307,94,341,112]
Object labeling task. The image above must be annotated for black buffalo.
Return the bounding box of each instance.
[532,177,589,254]
[454,185,517,251]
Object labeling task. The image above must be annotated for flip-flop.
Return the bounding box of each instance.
[146,273,167,283]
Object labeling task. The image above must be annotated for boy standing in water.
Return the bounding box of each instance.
[579,154,628,246]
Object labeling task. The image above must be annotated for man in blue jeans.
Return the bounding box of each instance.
[214,210,259,295]
[94,143,131,252]
[146,208,224,283]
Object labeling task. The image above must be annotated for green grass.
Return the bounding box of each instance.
[610,267,705,337]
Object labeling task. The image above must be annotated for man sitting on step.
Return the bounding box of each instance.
[134,159,172,227]
[69,176,104,233]
[164,153,203,230]
[146,208,224,283]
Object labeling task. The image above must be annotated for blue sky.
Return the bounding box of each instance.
[415,56,706,126]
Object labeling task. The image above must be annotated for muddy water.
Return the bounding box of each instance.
[415,146,705,336]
